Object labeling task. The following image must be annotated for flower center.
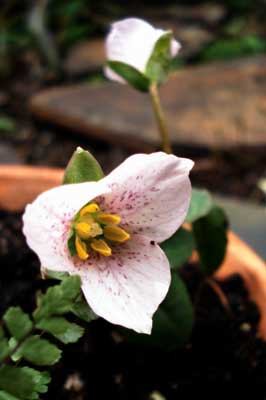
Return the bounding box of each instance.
[69,202,130,260]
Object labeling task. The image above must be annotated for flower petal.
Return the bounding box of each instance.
[105,18,180,82]
[97,152,193,243]
[23,181,109,272]
[78,234,171,333]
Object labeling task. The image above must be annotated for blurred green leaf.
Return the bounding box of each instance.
[63,147,104,184]
[193,205,228,275]
[201,35,266,62]
[122,271,194,350]
[0,328,9,363]
[36,316,84,344]
[107,61,150,92]
[0,391,20,400]
[160,227,195,269]
[17,336,61,366]
[0,116,16,133]
[185,188,213,223]
[3,307,33,341]
[0,366,50,400]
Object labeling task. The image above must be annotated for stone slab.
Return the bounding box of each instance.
[31,56,266,151]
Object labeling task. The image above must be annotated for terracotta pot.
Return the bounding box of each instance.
[1,164,266,339]
[0,165,63,211]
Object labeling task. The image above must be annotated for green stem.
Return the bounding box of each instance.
[149,82,172,154]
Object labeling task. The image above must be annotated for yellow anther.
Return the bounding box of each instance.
[104,226,130,243]
[76,222,91,240]
[80,203,100,216]
[91,239,112,257]
[75,236,89,260]
[97,213,121,225]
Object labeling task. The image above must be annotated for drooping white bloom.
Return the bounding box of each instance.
[23,152,193,334]
[105,18,181,83]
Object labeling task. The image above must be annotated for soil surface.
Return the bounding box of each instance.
[1,210,266,399]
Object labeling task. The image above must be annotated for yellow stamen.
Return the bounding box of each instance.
[80,203,100,216]
[97,213,121,225]
[91,239,112,257]
[75,236,89,260]
[104,226,130,243]
[76,222,91,239]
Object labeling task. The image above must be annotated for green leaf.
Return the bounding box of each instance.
[193,205,228,275]
[185,188,213,223]
[145,32,172,84]
[160,227,195,269]
[71,294,98,322]
[42,269,70,281]
[201,34,266,62]
[3,307,33,341]
[34,276,81,321]
[17,336,61,366]
[63,147,104,184]
[0,391,20,400]
[0,328,9,363]
[122,272,194,350]
[0,116,16,133]
[36,316,84,344]
[8,338,21,363]
[0,366,50,400]
[107,61,150,92]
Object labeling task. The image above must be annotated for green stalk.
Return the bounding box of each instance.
[149,82,172,154]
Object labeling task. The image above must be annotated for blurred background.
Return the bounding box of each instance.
[1,0,266,253]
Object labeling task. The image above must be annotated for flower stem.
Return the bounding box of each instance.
[149,82,172,154]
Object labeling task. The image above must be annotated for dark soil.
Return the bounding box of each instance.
[1,210,266,399]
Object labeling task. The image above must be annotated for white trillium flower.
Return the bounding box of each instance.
[23,152,193,334]
[104,18,181,83]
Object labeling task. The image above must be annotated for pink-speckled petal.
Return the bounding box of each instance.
[96,152,193,243]
[105,18,171,80]
[23,181,109,272]
[79,234,171,333]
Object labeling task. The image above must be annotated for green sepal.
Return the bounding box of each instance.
[0,366,50,400]
[185,188,213,223]
[193,205,228,275]
[121,271,194,350]
[160,227,195,269]
[67,233,76,257]
[3,307,33,341]
[63,147,104,184]
[107,61,150,92]
[145,32,173,84]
